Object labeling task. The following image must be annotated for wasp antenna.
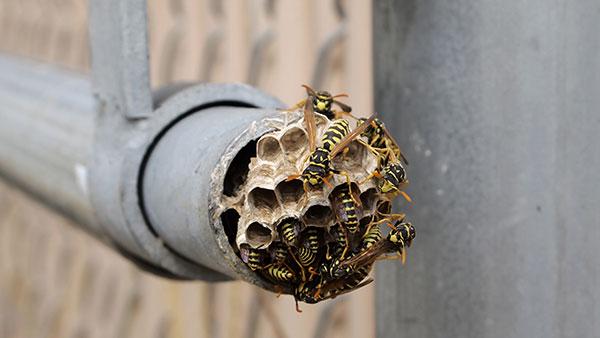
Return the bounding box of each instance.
[332,93,349,98]
[301,84,317,96]
[399,191,412,203]
[286,174,301,182]
[322,176,334,189]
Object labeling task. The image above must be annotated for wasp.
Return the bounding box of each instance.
[296,247,317,267]
[241,247,269,271]
[269,241,288,266]
[340,219,416,269]
[288,103,376,195]
[360,150,411,202]
[262,265,297,283]
[277,217,301,246]
[293,279,322,312]
[360,224,382,250]
[288,84,353,120]
[327,224,348,259]
[315,264,374,300]
[358,116,408,165]
[331,183,362,235]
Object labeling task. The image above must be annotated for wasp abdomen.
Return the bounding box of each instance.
[321,119,350,151]
[264,265,296,282]
[297,247,317,266]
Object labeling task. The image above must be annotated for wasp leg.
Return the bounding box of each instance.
[322,175,334,189]
[377,251,406,264]
[333,170,361,207]
[371,213,406,229]
[274,285,285,298]
[358,170,383,185]
[283,99,307,112]
[286,174,301,181]
[295,298,303,313]
[333,110,360,120]
[307,267,319,280]
[287,247,307,282]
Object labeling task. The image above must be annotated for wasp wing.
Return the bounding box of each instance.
[333,99,352,113]
[303,98,317,152]
[338,240,390,269]
[330,113,377,158]
[380,122,409,165]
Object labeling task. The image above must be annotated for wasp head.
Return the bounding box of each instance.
[379,163,407,193]
[388,222,415,248]
[313,91,333,114]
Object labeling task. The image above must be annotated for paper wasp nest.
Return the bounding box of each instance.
[218,106,412,306]
[221,112,380,249]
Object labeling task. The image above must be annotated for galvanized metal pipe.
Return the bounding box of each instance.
[374,1,600,337]
[0,54,98,231]
[0,53,284,285]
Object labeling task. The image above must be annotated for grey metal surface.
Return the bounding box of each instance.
[374,1,600,337]
[87,0,284,281]
[0,53,98,232]
[143,106,284,287]
[88,0,152,119]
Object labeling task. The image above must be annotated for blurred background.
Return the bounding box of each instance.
[0,1,377,337]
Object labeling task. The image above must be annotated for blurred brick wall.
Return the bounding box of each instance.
[0,1,374,337]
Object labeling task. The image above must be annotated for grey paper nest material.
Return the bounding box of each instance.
[225,112,380,248]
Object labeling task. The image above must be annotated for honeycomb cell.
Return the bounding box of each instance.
[257,136,283,162]
[275,179,304,208]
[302,204,333,227]
[359,188,379,213]
[248,187,280,213]
[246,222,273,247]
[220,208,241,252]
[280,127,308,155]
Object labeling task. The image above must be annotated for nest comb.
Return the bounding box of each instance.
[220,111,381,249]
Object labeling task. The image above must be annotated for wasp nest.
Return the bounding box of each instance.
[219,104,414,306]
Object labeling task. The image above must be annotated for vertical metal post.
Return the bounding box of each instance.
[374,1,600,337]
[88,0,152,119]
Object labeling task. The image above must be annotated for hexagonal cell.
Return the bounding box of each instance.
[223,139,257,197]
[280,127,308,155]
[248,187,280,213]
[376,200,392,215]
[220,208,241,252]
[359,188,379,213]
[331,140,367,171]
[275,179,304,208]
[246,222,273,247]
[302,204,333,227]
[257,135,283,163]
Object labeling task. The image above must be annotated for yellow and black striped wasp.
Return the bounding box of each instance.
[358,116,409,166]
[288,99,376,195]
[354,116,412,201]
[240,246,270,271]
[360,150,411,202]
[339,218,416,269]
[293,261,373,311]
[262,264,297,284]
[277,217,301,247]
[288,84,353,120]
[314,263,374,300]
